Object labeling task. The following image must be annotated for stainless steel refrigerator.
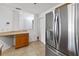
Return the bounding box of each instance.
[46,3,79,56]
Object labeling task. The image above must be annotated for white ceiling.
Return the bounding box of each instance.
[0,3,61,14]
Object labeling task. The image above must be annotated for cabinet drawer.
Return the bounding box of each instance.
[16,34,27,37]
[15,33,29,49]
[16,38,21,42]
[16,42,27,48]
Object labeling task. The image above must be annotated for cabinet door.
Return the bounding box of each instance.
[15,33,29,48]
[21,34,29,45]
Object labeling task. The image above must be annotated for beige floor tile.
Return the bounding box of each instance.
[2,41,45,56]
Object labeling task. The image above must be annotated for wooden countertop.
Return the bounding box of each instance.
[0,30,30,36]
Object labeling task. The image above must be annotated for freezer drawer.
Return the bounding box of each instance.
[46,44,65,56]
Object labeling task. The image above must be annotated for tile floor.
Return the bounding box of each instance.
[2,41,45,56]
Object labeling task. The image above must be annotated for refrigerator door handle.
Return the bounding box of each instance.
[54,15,59,48]
[55,15,59,43]
[56,15,59,43]
[54,14,57,48]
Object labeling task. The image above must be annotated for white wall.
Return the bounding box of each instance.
[13,10,34,31]
[0,5,14,51]
[29,14,39,42]
[39,16,46,44]
[19,11,34,30]
[12,10,20,31]
[0,5,13,32]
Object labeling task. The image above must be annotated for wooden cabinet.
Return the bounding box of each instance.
[15,33,29,49]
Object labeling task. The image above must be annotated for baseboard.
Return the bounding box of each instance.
[38,40,45,45]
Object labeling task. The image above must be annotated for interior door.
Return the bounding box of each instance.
[46,11,56,48]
